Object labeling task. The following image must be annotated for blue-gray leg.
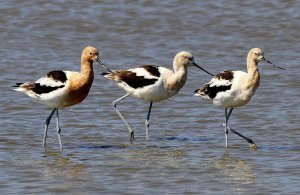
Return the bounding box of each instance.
[112,93,134,141]
[224,108,233,148]
[145,102,153,140]
[56,109,63,150]
[226,126,257,149]
[43,108,56,149]
[223,108,257,149]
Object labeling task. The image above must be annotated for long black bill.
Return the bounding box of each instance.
[262,57,286,70]
[96,58,113,73]
[193,63,214,76]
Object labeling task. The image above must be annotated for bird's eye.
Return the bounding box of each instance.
[254,53,258,55]
[90,52,92,55]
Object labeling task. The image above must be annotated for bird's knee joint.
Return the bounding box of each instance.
[130,132,135,141]
[145,120,150,127]
[57,127,61,134]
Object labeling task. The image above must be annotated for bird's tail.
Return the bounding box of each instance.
[12,82,24,92]
[194,84,210,99]
[12,82,35,92]
[194,88,203,96]
[100,71,116,80]
[12,83,23,88]
[100,72,109,76]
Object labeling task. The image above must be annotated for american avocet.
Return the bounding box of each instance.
[13,46,110,150]
[195,48,285,149]
[102,51,213,141]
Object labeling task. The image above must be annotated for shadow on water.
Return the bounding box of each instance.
[157,135,217,142]
[75,144,128,150]
[64,142,174,151]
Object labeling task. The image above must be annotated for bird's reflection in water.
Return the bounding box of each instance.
[212,151,255,193]
[120,145,185,168]
[41,150,89,184]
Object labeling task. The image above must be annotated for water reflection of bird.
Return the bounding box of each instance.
[213,151,255,193]
[43,152,87,181]
[13,46,109,150]
[195,48,285,148]
[102,51,213,141]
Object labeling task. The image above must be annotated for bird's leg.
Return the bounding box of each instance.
[224,108,230,148]
[112,93,134,141]
[56,109,63,151]
[223,108,257,149]
[43,108,56,149]
[226,126,257,149]
[145,102,153,140]
[226,107,233,122]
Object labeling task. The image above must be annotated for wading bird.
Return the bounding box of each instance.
[102,51,213,141]
[195,48,285,149]
[13,46,110,150]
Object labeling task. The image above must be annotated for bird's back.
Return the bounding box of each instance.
[102,65,180,102]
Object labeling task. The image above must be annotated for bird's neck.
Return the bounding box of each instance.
[246,58,260,89]
[64,59,94,107]
[81,59,94,79]
[175,65,188,83]
[165,65,187,92]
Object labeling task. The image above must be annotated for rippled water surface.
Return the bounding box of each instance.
[1,0,300,194]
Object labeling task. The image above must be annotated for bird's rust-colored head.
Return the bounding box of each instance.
[82,46,99,63]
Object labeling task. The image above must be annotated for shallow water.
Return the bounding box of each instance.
[1,0,300,194]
